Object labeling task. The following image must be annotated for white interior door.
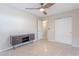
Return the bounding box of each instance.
[55,17,72,45]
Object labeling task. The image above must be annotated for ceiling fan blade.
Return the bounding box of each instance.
[43,3,55,8]
[43,11,47,15]
[25,8,40,10]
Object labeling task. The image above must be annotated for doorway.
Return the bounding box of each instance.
[42,20,48,40]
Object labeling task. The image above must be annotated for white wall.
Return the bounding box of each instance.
[47,9,79,47]
[0,4,42,51]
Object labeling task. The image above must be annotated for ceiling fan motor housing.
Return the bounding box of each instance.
[40,3,44,5]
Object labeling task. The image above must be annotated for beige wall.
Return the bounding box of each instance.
[47,9,79,47]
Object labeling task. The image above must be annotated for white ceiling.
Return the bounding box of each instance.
[7,3,79,17]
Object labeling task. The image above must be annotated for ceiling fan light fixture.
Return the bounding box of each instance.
[40,8,45,12]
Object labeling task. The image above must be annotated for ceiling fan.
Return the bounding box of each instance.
[25,3,55,15]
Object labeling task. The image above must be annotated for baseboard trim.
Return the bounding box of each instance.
[49,40,73,46]
[1,40,79,53]
[0,47,13,53]
[72,45,79,48]
[0,40,34,53]
[48,40,79,48]
[48,40,55,42]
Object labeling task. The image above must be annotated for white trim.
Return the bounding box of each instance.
[33,39,39,42]
[50,40,73,46]
[0,40,34,52]
[49,40,79,48]
[72,45,79,48]
[48,39,55,42]
[0,47,13,52]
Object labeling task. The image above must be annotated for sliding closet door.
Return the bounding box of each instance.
[55,17,72,45]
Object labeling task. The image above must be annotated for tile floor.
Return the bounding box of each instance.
[0,39,79,56]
